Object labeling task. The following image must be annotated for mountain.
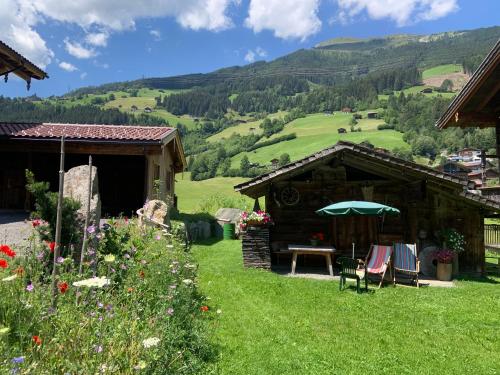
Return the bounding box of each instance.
[67,26,500,96]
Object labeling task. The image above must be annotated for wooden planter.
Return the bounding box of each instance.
[437,262,453,281]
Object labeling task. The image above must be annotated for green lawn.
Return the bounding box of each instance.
[176,172,253,213]
[378,85,456,100]
[193,240,500,375]
[422,64,463,79]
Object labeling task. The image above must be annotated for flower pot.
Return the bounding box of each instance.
[310,239,319,246]
[452,253,459,277]
[437,262,452,281]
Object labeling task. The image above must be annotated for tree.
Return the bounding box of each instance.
[108,93,115,101]
[279,153,291,166]
[240,155,251,176]
[439,79,454,92]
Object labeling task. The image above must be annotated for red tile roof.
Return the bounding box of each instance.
[0,123,175,143]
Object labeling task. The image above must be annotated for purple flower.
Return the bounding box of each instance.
[26,284,34,292]
[87,225,96,234]
[171,269,177,274]
[120,264,127,270]
[169,284,177,289]
[97,302,104,308]
[156,234,161,240]
[110,268,116,273]
[94,345,103,353]
[36,252,44,261]
[87,249,95,256]
[56,256,64,264]
[105,304,113,311]
[166,308,174,316]
[11,357,24,364]
[124,254,131,259]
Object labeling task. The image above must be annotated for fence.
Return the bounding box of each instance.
[484,224,500,246]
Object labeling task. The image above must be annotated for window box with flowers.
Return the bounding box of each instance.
[239,211,273,231]
[435,249,454,281]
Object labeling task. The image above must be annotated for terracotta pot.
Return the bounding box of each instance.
[437,262,453,281]
[452,253,459,277]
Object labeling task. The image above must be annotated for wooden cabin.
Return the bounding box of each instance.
[0,40,48,90]
[235,141,500,275]
[0,123,186,215]
[366,112,378,119]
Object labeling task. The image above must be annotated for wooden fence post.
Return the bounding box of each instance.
[79,155,93,275]
[51,136,65,308]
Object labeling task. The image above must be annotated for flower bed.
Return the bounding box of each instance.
[0,219,216,374]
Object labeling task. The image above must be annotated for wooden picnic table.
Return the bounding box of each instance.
[288,244,336,276]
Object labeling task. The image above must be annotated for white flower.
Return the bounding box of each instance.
[182,279,193,285]
[73,277,110,288]
[216,309,222,314]
[2,274,17,282]
[104,254,116,263]
[142,337,160,348]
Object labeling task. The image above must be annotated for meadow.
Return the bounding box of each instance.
[194,240,500,375]
[422,64,463,79]
[229,112,408,167]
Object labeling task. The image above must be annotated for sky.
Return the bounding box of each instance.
[1,0,499,98]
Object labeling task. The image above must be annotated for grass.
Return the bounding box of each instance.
[194,240,500,375]
[176,172,253,213]
[422,64,463,79]
[208,111,288,142]
[378,85,456,100]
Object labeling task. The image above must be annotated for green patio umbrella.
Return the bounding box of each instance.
[316,201,400,258]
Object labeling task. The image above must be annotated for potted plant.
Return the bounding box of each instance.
[435,249,454,281]
[239,210,273,231]
[442,228,465,277]
[310,232,324,246]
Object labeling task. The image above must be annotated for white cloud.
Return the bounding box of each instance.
[336,0,458,26]
[59,61,78,71]
[245,0,321,41]
[64,39,97,59]
[255,46,267,57]
[32,0,237,31]
[150,29,162,41]
[80,72,87,80]
[244,50,256,63]
[0,0,53,68]
[85,32,109,47]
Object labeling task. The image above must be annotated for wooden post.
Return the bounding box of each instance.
[51,136,65,308]
[159,146,166,200]
[79,156,92,275]
[496,120,500,175]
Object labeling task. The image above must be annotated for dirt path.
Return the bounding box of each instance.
[0,211,32,249]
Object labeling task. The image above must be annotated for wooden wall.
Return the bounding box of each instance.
[264,161,485,273]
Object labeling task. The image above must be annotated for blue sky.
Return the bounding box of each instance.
[1,0,498,98]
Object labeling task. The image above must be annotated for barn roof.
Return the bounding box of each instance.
[0,122,175,143]
[435,38,500,129]
[234,141,500,211]
[0,40,48,84]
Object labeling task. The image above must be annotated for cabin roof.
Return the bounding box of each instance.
[435,39,500,129]
[234,141,500,211]
[0,40,48,82]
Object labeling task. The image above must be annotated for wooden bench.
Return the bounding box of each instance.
[288,244,336,276]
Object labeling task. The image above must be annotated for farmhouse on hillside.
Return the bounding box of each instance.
[235,141,500,275]
[0,123,185,215]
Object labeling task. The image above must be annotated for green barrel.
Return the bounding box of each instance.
[223,223,236,240]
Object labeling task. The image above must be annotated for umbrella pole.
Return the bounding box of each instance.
[352,242,355,259]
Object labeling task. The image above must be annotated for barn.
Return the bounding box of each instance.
[0,123,185,215]
[235,141,500,275]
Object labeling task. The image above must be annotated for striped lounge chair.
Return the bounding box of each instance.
[393,243,420,288]
[364,245,393,289]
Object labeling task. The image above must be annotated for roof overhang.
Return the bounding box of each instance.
[0,41,48,88]
[436,39,500,129]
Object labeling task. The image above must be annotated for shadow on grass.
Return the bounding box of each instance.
[455,274,500,284]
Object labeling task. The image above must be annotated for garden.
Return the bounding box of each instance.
[0,175,216,374]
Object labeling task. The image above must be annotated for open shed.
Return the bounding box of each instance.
[0,123,185,216]
[235,141,500,275]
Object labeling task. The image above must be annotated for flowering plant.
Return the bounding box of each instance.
[239,210,272,230]
[442,228,465,253]
[311,233,325,241]
[435,249,454,264]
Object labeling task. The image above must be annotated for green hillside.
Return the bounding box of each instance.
[229,112,407,167]
[422,64,462,79]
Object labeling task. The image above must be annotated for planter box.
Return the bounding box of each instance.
[437,262,453,281]
[242,227,271,269]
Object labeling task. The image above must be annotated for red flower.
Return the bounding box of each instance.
[0,245,15,258]
[58,282,69,294]
[200,305,209,312]
[32,335,42,345]
[32,219,41,227]
[48,242,56,253]
[139,270,145,279]
[0,259,8,268]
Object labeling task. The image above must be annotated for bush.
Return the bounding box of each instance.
[0,221,216,374]
[377,123,395,130]
[25,170,81,248]
[197,193,250,214]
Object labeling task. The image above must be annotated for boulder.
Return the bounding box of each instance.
[142,199,169,225]
[63,165,101,226]
[215,208,243,237]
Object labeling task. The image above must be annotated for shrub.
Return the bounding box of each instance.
[377,123,395,130]
[197,193,250,214]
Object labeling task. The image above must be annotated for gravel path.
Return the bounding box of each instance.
[0,211,32,249]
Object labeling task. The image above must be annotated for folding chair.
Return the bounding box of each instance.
[364,244,392,288]
[393,243,420,288]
